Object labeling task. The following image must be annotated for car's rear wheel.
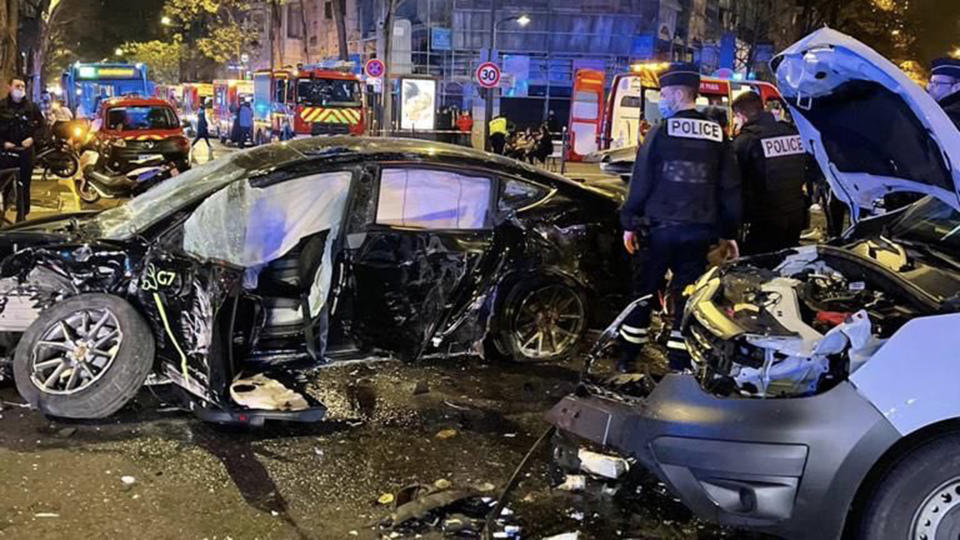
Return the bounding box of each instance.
[496,280,588,363]
[13,294,155,419]
[857,432,960,539]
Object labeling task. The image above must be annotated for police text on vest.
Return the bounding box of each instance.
[761,135,805,158]
[666,118,723,142]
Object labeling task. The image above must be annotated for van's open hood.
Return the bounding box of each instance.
[773,28,960,214]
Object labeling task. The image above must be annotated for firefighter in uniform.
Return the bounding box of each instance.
[928,57,960,130]
[618,63,741,372]
[732,91,809,255]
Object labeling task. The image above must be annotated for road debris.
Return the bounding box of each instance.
[556,475,586,492]
[434,428,458,440]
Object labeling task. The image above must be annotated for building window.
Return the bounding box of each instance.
[324,1,332,19]
[287,3,304,38]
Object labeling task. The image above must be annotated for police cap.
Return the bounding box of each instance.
[659,62,701,89]
[931,57,960,80]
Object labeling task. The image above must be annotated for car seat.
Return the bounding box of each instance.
[253,232,329,361]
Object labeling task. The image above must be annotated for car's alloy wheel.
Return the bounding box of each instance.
[511,284,585,361]
[911,477,960,539]
[29,308,123,395]
[13,294,155,419]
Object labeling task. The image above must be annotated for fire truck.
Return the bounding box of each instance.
[211,79,254,142]
[253,67,364,144]
[181,82,213,122]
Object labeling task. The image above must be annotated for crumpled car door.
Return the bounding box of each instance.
[133,246,243,405]
[344,166,504,360]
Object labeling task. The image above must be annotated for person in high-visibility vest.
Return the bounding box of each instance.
[489,116,507,154]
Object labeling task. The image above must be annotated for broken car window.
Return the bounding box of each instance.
[376,168,491,230]
[93,143,308,240]
[499,178,550,212]
[181,170,352,316]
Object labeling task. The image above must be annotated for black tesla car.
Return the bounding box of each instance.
[0,137,630,424]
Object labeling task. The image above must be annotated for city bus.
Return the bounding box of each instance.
[62,62,154,118]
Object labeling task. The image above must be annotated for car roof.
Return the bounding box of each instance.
[282,136,624,202]
[103,97,174,109]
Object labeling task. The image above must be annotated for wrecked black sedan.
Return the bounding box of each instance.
[549,29,960,540]
[0,137,630,423]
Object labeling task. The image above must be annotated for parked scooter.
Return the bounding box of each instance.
[35,121,86,180]
[78,155,179,204]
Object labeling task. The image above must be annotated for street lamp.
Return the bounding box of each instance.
[161,15,172,26]
[493,14,531,53]
[114,48,124,57]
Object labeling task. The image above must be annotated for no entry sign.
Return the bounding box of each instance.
[475,62,501,88]
[365,58,385,78]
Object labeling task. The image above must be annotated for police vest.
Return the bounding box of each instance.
[644,113,727,227]
[738,119,808,220]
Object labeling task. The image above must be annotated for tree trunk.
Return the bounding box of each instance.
[381,0,397,134]
[333,0,348,61]
[0,0,19,97]
[299,0,309,64]
[270,0,283,68]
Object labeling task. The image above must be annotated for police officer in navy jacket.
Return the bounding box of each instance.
[618,62,741,372]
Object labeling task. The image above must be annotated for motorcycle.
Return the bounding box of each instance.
[36,121,87,180]
[78,155,179,204]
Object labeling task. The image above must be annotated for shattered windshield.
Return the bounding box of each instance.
[888,196,960,252]
[297,79,361,107]
[93,143,307,240]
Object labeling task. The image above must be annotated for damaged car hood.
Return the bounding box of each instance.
[773,28,960,214]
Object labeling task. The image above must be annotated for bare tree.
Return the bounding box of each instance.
[298,0,310,64]
[333,0,348,61]
[0,0,19,96]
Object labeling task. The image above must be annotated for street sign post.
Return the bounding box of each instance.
[475,62,501,88]
[365,59,386,79]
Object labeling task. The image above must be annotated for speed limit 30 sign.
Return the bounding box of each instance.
[475,62,501,88]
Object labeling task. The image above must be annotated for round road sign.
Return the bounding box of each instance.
[365,58,385,78]
[475,62,501,88]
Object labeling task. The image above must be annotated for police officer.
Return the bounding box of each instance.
[619,63,741,372]
[0,77,45,222]
[928,57,960,129]
[731,91,808,255]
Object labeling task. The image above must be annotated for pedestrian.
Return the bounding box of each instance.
[456,110,474,146]
[236,99,254,149]
[48,98,74,141]
[192,100,214,162]
[546,109,559,133]
[489,115,507,155]
[928,57,960,129]
[0,77,45,222]
[618,62,741,372]
[731,91,809,255]
[532,123,553,165]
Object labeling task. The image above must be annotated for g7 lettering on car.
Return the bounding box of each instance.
[666,118,723,142]
[761,135,805,158]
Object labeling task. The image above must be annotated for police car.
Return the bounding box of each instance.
[548,28,960,540]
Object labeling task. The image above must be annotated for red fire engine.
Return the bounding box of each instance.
[253,67,364,144]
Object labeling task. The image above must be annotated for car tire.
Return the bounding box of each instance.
[856,432,960,539]
[493,278,589,363]
[13,293,155,419]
